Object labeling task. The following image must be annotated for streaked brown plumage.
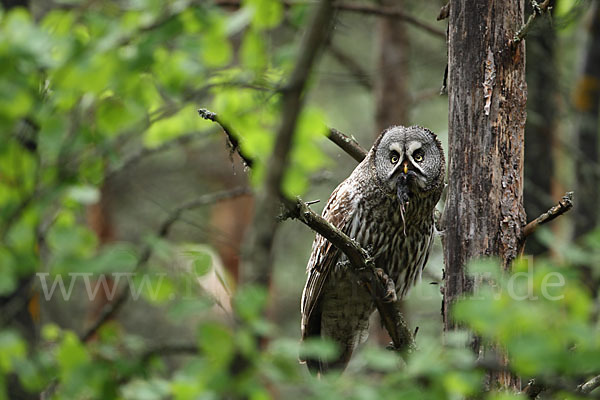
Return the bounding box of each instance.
[300,126,445,373]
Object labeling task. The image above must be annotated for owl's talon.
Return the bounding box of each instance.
[375,268,397,303]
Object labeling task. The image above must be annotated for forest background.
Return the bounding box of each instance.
[1,0,600,399]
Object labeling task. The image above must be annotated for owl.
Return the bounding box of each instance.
[300,125,445,373]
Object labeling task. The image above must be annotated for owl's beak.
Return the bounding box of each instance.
[403,162,409,174]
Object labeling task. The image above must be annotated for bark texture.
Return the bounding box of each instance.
[442,0,527,387]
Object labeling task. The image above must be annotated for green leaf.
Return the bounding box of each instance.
[198,322,235,367]
[192,253,213,277]
[241,29,267,70]
[56,331,89,374]
[0,330,27,373]
[234,285,268,322]
[244,0,283,30]
[66,185,100,205]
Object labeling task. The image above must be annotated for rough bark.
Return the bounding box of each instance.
[524,1,557,255]
[442,0,527,389]
[574,3,600,238]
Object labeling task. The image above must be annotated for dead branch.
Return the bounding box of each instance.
[197,109,254,168]
[578,375,600,395]
[283,197,415,353]
[513,0,552,44]
[437,3,450,20]
[334,2,445,38]
[327,128,367,162]
[521,191,574,239]
[80,187,251,342]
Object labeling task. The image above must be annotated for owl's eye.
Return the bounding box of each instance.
[390,151,400,164]
[413,150,424,162]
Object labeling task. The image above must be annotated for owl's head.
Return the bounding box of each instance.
[371,125,445,203]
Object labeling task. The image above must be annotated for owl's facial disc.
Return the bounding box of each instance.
[387,141,427,203]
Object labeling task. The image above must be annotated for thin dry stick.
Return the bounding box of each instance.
[521,191,574,239]
[80,187,251,342]
[198,109,415,354]
[327,128,367,162]
[578,374,600,394]
[513,0,552,43]
[334,2,446,38]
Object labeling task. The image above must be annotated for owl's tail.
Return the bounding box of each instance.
[300,337,355,375]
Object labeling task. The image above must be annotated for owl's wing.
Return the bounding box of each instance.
[300,180,356,342]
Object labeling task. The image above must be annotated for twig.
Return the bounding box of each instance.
[197,109,254,168]
[327,128,367,162]
[437,2,450,21]
[334,2,445,38]
[521,191,574,239]
[513,0,552,44]
[578,374,600,394]
[80,187,251,342]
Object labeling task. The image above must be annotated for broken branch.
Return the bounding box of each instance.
[578,374,600,394]
[513,0,552,44]
[521,191,574,239]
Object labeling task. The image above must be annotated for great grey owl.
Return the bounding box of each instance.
[300,125,445,373]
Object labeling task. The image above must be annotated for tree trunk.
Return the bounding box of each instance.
[442,0,527,390]
[574,2,600,239]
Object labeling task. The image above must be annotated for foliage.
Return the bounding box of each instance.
[1,0,599,399]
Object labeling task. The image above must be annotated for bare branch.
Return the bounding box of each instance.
[437,3,450,21]
[80,187,251,342]
[283,197,415,353]
[513,0,552,44]
[327,128,367,162]
[521,191,574,239]
[334,2,445,38]
[197,109,254,168]
[578,375,600,394]
[213,0,445,39]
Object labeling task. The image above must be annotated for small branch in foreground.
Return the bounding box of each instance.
[512,0,552,44]
[80,187,251,342]
[521,191,574,239]
[578,374,600,394]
